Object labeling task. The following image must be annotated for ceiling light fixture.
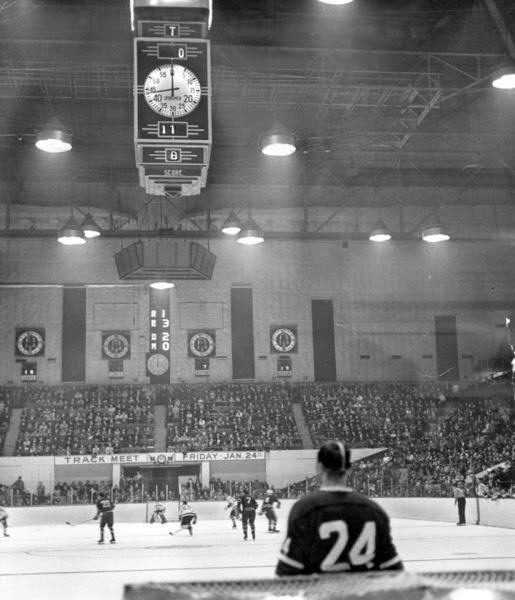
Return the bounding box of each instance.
[221,209,242,235]
[237,216,264,245]
[369,220,392,242]
[35,118,72,153]
[491,61,515,89]
[317,0,354,5]
[81,212,101,238]
[422,221,450,243]
[150,281,175,290]
[57,215,86,245]
[260,122,296,157]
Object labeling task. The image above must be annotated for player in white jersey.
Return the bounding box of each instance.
[0,505,9,537]
[170,500,197,536]
[225,495,240,529]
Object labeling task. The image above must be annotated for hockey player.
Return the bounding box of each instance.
[170,500,197,536]
[0,505,9,537]
[238,488,258,541]
[93,491,116,544]
[276,440,403,575]
[260,488,281,532]
[150,502,167,524]
[225,495,240,529]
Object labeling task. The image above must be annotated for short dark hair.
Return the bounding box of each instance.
[317,441,351,473]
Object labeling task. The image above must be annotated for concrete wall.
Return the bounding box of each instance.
[4,498,514,529]
[0,237,514,384]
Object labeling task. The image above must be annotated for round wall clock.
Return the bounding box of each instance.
[147,353,170,376]
[144,64,202,117]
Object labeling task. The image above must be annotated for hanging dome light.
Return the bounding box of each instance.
[369,220,392,242]
[57,215,86,245]
[150,281,175,290]
[317,0,354,4]
[260,122,296,157]
[491,61,515,89]
[237,216,264,245]
[81,213,101,238]
[221,209,242,235]
[422,221,450,243]
[35,118,72,153]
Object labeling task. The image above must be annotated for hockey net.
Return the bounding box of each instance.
[124,570,515,600]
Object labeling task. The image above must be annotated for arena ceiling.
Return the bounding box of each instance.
[0,0,514,242]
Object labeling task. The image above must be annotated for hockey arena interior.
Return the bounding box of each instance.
[0,1,514,599]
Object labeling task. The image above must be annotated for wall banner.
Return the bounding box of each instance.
[270,325,297,353]
[188,330,216,357]
[15,327,45,357]
[182,450,265,461]
[54,450,265,465]
[55,452,177,466]
[102,331,131,360]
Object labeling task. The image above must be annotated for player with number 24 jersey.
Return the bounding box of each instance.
[276,441,403,575]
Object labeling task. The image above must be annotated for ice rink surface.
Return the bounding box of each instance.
[1,516,514,600]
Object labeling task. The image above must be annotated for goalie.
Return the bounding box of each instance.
[260,488,281,533]
[149,502,167,524]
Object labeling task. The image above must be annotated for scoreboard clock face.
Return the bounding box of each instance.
[271,327,297,353]
[16,329,45,356]
[188,331,215,357]
[144,64,201,117]
[135,38,211,143]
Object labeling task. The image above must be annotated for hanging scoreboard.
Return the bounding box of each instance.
[133,0,212,197]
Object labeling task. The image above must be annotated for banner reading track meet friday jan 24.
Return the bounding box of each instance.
[54,450,265,465]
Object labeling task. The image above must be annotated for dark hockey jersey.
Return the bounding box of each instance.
[238,494,258,512]
[262,493,280,510]
[96,498,115,513]
[276,486,402,575]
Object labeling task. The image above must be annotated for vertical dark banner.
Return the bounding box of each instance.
[312,299,337,382]
[435,315,460,381]
[62,286,86,382]
[231,286,255,379]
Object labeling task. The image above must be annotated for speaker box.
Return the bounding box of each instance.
[115,241,216,281]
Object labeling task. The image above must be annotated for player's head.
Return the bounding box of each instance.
[98,492,105,498]
[182,500,188,505]
[317,440,351,480]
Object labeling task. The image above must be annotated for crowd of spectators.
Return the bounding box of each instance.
[13,385,155,456]
[164,383,302,452]
[0,381,513,504]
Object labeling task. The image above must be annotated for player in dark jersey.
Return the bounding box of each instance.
[238,488,258,540]
[94,492,115,544]
[276,441,403,575]
[260,489,281,532]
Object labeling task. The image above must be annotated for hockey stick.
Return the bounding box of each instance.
[65,518,94,526]
[168,527,184,536]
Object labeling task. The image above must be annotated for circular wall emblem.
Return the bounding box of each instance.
[17,330,44,356]
[271,328,297,353]
[189,332,215,357]
[103,333,130,359]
